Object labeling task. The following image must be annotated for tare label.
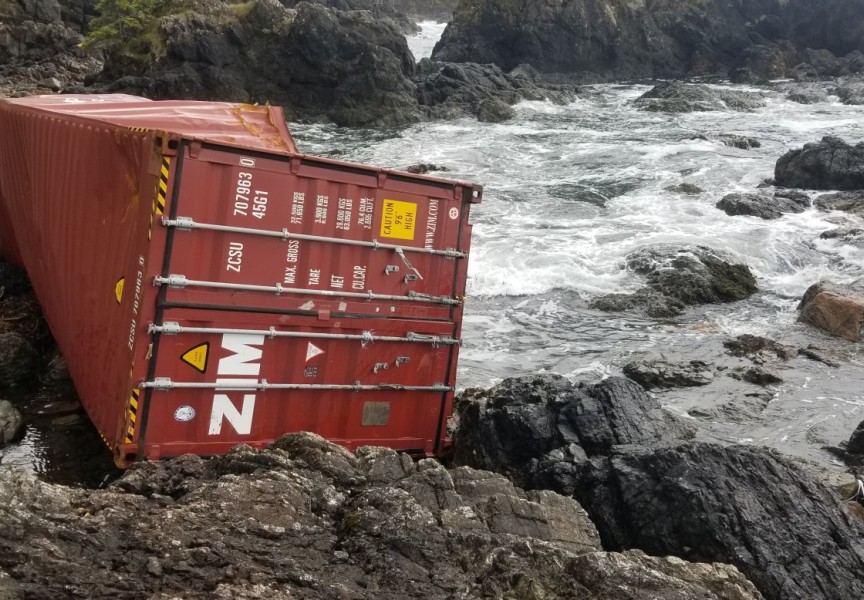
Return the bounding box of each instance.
[380,199,417,240]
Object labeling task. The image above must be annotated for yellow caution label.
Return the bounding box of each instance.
[115,278,125,304]
[157,156,171,215]
[124,388,139,443]
[379,199,417,241]
[181,342,209,373]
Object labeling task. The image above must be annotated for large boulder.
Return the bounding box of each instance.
[635,83,765,113]
[415,59,576,121]
[797,281,864,341]
[590,246,758,318]
[814,191,864,217]
[775,137,864,190]
[431,0,864,80]
[453,374,864,600]
[99,1,423,127]
[716,190,810,220]
[0,433,763,599]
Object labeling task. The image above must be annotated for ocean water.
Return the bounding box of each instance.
[290,28,864,470]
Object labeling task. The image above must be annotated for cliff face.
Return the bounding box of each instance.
[431,0,864,79]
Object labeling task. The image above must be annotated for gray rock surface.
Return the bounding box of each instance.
[0,432,763,599]
[814,191,864,216]
[716,190,810,219]
[453,374,864,600]
[623,360,715,389]
[775,137,864,190]
[591,246,758,318]
[636,83,765,113]
[431,0,864,80]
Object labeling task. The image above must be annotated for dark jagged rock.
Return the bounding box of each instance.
[627,246,758,306]
[415,59,577,122]
[798,345,840,367]
[453,375,696,487]
[716,190,810,220]
[775,137,864,191]
[719,135,761,150]
[404,163,448,174]
[665,183,704,195]
[431,0,864,81]
[835,80,864,105]
[814,191,864,216]
[636,83,765,113]
[0,433,763,599]
[723,335,797,361]
[574,444,864,600]
[797,281,864,341]
[591,246,757,318]
[0,400,24,445]
[0,0,101,96]
[98,1,423,127]
[589,289,686,318]
[847,421,864,454]
[453,375,864,600]
[623,360,715,389]
[820,227,864,241]
[0,332,39,389]
[727,366,782,386]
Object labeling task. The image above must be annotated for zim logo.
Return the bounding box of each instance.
[208,333,264,436]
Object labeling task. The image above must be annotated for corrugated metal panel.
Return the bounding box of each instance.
[0,94,480,466]
[5,94,297,153]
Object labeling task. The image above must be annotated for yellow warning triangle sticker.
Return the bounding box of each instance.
[115,278,125,304]
[181,342,209,373]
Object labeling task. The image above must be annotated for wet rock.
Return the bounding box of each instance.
[592,246,757,318]
[786,89,829,104]
[727,366,783,386]
[636,83,765,113]
[0,433,762,599]
[723,335,797,361]
[476,97,515,122]
[798,345,840,367]
[389,0,457,22]
[623,359,715,389]
[589,289,686,318]
[453,374,864,600]
[797,281,864,341]
[720,135,761,150]
[0,400,24,445]
[453,374,696,486]
[404,163,448,175]
[629,246,758,306]
[665,183,704,194]
[575,444,864,600]
[716,190,810,220]
[732,44,790,82]
[847,421,864,454]
[835,80,864,105]
[415,59,577,121]
[0,332,39,388]
[775,137,864,191]
[820,227,864,242]
[814,191,864,217]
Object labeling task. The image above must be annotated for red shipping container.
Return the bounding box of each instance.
[0,94,481,466]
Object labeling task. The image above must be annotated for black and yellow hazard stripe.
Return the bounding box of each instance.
[157,156,171,216]
[125,388,140,443]
[129,126,149,133]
